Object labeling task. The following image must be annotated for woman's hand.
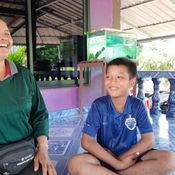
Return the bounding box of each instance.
[34,145,57,175]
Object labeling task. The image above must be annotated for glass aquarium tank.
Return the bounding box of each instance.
[87,28,137,61]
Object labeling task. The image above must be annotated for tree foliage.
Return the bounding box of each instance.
[137,39,175,70]
[8,46,26,65]
[36,45,59,62]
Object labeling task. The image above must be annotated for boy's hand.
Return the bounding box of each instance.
[115,152,139,170]
[119,151,140,161]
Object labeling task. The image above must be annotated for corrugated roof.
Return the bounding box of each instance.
[121,0,175,41]
[1,0,175,44]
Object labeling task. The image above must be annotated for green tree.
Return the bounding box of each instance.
[137,39,175,71]
[36,45,58,62]
[8,46,26,65]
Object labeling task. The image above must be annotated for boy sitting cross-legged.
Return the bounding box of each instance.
[68,57,175,175]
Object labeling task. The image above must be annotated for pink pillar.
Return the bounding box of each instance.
[90,0,121,30]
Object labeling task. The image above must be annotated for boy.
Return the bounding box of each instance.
[68,58,175,175]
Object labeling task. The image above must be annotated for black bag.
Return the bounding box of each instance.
[0,137,36,175]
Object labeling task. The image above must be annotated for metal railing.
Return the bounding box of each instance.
[137,71,175,118]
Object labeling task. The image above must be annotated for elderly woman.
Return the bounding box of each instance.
[0,19,57,175]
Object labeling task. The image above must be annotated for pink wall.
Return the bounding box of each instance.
[41,69,103,112]
[41,87,78,112]
[90,0,113,30]
[83,69,103,106]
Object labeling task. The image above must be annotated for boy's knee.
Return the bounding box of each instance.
[159,151,175,172]
[67,154,100,175]
[67,155,80,173]
[165,151,175,169]
[68,154,87,174]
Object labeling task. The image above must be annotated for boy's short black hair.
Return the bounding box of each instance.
[106,57,137,79]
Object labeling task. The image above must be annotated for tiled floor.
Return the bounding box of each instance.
[48,108,175,175]
[48,108,86,175]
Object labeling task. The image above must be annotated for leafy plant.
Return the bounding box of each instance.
[137,39,175,71]
[36,45,59,62]
[8,46,26,65]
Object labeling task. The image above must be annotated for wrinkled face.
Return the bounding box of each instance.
[0,20,13,60]
[105,65,136,98]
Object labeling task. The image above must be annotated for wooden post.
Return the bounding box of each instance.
[79,60,106,116]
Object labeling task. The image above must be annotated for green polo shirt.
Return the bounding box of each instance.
[0,60,49,144]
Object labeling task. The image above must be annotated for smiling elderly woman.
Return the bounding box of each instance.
[0,19,57,175]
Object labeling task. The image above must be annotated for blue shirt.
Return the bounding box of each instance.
[82,95,153,155]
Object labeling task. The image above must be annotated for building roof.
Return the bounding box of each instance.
[121,0,175,42]
[1,0,175,44]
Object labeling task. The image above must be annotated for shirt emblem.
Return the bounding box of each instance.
[125,114,136,130]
